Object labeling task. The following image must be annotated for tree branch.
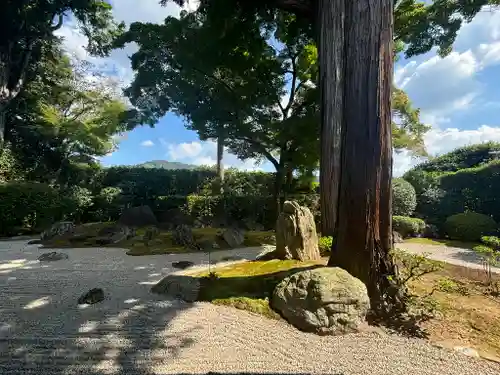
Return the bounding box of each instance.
[283,51,299,118]
[241,135,279,169]
[50,14,64,32]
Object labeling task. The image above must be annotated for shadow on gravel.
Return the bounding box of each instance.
[0,241,202,375]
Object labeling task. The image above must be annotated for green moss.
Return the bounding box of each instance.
[41,223,276,256]
[193,259,325,317]
[403,237,479,249]
[211,297,281,319]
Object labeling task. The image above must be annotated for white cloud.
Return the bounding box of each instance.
[163,139,267,171]
[395,6,500,125]
[140,140,154,147]
[394,125,500,177]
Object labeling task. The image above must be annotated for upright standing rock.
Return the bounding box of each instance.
[275,201,321,261]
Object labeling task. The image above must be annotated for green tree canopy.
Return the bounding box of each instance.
[0,0,125,147]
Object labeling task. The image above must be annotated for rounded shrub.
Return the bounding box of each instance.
[392,178,417,216]
[444,212,498,242]
[392,216,426,238]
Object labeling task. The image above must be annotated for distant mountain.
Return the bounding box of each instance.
[135,160,197,170]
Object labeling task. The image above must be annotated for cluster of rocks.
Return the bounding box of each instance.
[154,201,372,336]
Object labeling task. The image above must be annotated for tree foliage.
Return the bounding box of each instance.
[0,0,125,146]
[4,40,129,187]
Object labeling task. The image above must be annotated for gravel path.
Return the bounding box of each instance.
[398,242,500,274]
[0,240,499,374]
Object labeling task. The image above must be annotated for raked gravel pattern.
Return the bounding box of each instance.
[0,239,499,375]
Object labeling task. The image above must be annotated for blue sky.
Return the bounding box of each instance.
[56,1,500,176]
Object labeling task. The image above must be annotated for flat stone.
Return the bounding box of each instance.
[37,252,69,262]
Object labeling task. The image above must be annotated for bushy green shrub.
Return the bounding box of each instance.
[392,216,426,238]
[318,236,333,256]
[444,212,498,242]
[0,182,63,235]
[392,178,417,216]
[89,187,125,222]
[60,186,93,223]
[480,236,500,251]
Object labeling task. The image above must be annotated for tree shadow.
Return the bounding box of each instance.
[196,264,325,302]
[0,241,203,375]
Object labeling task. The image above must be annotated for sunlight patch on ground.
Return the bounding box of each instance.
[0,259,27,270]
[79,320,99,333]
[138,279,163,285]
[124,298,140,304]
[0,323,13,332]
[23,296,51,310]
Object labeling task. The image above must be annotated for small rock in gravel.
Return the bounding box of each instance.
[454,346,480,358]
[78,288,105,305]
[172,260,195,269]
[37,252,69,262]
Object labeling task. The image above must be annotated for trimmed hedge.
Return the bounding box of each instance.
[392,178,417,216]
[444,212,498,242]
[0,182,64,235]
[393,216,426,238]
[409,160,500,228]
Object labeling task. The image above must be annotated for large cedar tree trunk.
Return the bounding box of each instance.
[317,0,344,237]
[319,0,399,312]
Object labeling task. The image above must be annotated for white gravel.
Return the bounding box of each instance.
[398,242,500,274]
[0,240,499,375]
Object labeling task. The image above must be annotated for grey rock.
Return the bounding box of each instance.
[172,225,195,248]
[37,252,69,262]
[95,225,133,245]
[118,205,157,227]
[454,346,480,358]
[151,274,200,302]
[393,231,404,244]
[142,226,159,244]
[78,288,105,305]
[172,260,195,269]
[40,221,75,241]
[272,267,370,335]
[275,201,320,261]
[222,228,245,248]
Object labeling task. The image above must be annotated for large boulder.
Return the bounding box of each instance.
[275,201,320,261]
[158,208,193,230]
[93,225,134,245]
[272,267,370,335]
[151,274,200,302]
[222,228,245,248]
[40,221,75,241]
[172,225,195,248]
[392,231,404,244]
[118,205,157,227]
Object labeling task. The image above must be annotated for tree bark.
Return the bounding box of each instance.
[0,109,5,151]
[274,157,286,216]
[285,163,294,199]
[317,0,344,237]
[213,133,225,195]
[326,0,399,313]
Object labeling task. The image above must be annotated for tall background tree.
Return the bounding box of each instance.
[116,8,426,217]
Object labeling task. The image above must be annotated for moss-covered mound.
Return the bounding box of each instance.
[40,222,276,256]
